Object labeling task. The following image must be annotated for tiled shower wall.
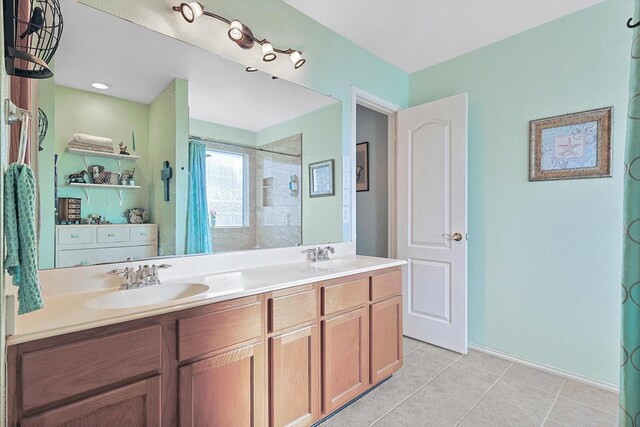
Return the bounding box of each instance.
[256,134,302,249]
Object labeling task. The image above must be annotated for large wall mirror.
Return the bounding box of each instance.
[37,0,343,269]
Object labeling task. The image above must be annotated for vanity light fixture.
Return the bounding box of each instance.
[91,82,110,90]
[172,3,306,69]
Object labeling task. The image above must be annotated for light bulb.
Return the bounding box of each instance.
[262,42,276,62]
[179,2,204,23]
[228,20,244,41]
[289,50,305,69]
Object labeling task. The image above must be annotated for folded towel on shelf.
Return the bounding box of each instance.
[72,133,113,146]
[4,163,44,314]
[67,141,115,153]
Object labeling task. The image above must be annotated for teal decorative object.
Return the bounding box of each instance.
[622,1,640,423]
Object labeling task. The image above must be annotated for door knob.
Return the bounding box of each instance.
[442,232,463,241]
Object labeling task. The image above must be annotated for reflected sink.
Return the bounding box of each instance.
[310,258,377,271]
[86,283,209,310]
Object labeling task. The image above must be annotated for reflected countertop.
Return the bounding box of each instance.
[8,255,406,345]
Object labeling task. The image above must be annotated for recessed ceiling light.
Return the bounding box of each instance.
[245,67,258,72]
[91,82,110,90]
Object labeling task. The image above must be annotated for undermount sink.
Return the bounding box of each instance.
[310,258,377,270]
[86,283,209,310]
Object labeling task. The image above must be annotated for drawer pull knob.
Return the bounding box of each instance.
[107,233,116,237]
[70,234,79,238]
[139,233,146,236]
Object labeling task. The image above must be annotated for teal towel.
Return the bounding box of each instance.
[4,163,44,314]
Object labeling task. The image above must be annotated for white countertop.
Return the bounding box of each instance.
[8,255,405,345]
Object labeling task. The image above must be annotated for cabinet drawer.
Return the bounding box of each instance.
[322,279,369,316]
[57,245,157,268]
[97,226,129,243]
[178,300,262,361]
[370,270,402,301]
[130,225,157,242]
[21,376,161,427]
[21,326,162,412]
[269,289,317,332]
[57,226,95,245]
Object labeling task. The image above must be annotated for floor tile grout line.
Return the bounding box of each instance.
[368,354,465,426]
[454,361,513,426]
[403,343,425,358]
[542,378,566,426]
[551,393,619,418]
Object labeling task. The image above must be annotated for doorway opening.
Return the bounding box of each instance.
[350,87,400,258]
[355,105,389,257]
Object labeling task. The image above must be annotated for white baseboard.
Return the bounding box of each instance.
[468,342,619,393]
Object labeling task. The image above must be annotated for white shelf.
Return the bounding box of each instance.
[67,148,140,173]
[68,182,140,206]
[67,148,140,161]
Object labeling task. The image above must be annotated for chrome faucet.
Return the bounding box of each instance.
[108,263,172,290]
[306,246,335,262]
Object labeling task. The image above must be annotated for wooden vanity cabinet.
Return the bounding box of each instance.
[177,295,266,427]
[267,284,320,427]
[7,267,403,427]
[179,342,265,427]
[370,270,404,384]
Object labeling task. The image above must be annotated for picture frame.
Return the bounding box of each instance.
[309,159,335,198]
[529,107,612,181]
[356,142,369,191]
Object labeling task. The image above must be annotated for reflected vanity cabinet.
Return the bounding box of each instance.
[7,267,402,427]
[55,224,158,267]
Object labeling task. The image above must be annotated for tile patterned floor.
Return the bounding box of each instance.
[319,337,618,427]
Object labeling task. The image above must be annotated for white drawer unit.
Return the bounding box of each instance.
[55,224,158,268]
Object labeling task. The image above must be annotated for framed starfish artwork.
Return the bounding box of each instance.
[529,107,612,181]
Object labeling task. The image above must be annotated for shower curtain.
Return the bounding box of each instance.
[622,1,640,424]
[186,140,212,254]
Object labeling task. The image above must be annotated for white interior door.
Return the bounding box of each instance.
[397,93,468,354]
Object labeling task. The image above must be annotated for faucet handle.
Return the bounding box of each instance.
[324,246,335,253]
[306,248,318,262]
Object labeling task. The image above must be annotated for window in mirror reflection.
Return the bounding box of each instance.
[206,149,247,228]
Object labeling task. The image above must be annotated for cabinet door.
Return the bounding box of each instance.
[322,307,369,414]
[270,325,319,427]
[370,296,403,383]
[22,376,160,427]
[179,343,265,427]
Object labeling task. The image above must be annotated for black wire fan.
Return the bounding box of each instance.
[4,0,63,79]
[38,107,48,151]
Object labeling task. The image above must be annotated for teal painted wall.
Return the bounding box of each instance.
[78,0,409,241]
[257,103,343,245]
[409,0,630,385]
[189,119,257,147]
[37,76,57,269]
[149,79,189,256]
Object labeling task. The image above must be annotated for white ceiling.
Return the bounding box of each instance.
[54,0,336,132]
[284,0,604,73]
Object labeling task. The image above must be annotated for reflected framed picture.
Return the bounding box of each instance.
[529,107,612,181]
[309,159,335,198]
[356,142,369,191]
